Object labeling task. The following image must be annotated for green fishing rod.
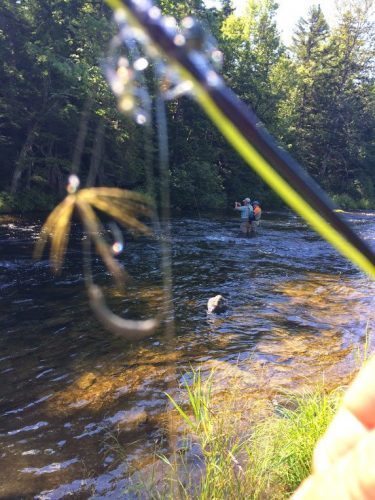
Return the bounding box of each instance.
[106,0,375,278]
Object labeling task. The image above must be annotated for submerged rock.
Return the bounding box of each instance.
[48,362,176,415]
[76,372,97,390]
[207,295,227,314]
[115,409,148,431]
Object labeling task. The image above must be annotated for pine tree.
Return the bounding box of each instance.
[290,5,331,182]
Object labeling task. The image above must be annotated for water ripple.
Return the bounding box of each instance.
[0,211,374,498]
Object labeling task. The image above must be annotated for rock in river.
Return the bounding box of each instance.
[207,295,227,314]
[75,372,97,390]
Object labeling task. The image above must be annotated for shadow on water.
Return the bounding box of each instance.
[0,211,374,498]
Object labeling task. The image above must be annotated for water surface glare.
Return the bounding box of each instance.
[0,212,374,498]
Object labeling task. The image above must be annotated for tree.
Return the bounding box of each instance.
[218,0,286,202]
[289,5,331,180]
[0,0,150,201]
[289,1,375,196]
[320,0,375,194]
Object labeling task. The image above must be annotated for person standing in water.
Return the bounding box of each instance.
[234,198,253,236]
[250,200,262,234]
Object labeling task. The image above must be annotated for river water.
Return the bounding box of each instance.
[0,211,374,498]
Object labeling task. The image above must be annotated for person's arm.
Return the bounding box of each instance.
[292,356,375,499]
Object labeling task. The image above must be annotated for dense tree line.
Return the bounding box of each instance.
[0,0,374,212]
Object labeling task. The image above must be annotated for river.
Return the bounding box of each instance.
[0,211,374,498]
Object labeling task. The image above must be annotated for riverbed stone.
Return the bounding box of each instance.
[207,295,227,314]
[76,372,97,390]
[116,409,148,431]
[48,362,177,415]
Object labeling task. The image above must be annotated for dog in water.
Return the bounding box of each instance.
[207,295,227,314]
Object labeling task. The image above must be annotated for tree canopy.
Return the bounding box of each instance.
[0,0,374,212]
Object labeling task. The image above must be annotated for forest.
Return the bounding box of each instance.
[1,2,375,497]
[0,0,374,213]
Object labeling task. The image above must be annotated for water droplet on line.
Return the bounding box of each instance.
[119,95,135,112]
[174,34,186,46]
[118,57,129,67]
[149,6,161,19]
[182,17,195,29]
[163,16,177,30]
[112,242,124,255]
[206,70,221,87]
[135,112,147,125]
[114,8,127,24]
[111,78,124,96]
[132,0,152,12]
[211,49,223,66]
[67,174,80,194]
[134,57,149,71]
[117,65,131,83]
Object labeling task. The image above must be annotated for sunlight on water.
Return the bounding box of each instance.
[0,211,374,497]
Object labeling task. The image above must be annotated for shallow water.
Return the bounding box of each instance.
[0,211,374,498]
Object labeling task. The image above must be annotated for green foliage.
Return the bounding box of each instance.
[145,370,344,498]
[0,192,15,213]
[221,0,283,126]
[247,389,343,495]
[288,1,375,196]
[171,161,226,210]
[165,370,245,499]
[0,189,56,213]
[0,0,143,197]
[331,193,374,211]
[0,0,374,211]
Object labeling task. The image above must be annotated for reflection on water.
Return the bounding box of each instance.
[0,211,374,498]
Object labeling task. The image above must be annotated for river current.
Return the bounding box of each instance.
[0,211,374,498]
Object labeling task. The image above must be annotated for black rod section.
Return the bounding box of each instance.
[119,0,375,266]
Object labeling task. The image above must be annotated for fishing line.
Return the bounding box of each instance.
[81,209,160,341]
[86,120,105,187]
[71,97,92,176]
[155,93,175,338]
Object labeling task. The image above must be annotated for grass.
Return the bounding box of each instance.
[132,370,345,499]
[354,319,372,368]
[245,389,343,497]
[120,329,373,498]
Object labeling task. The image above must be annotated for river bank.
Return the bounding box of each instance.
[1,189,375,215]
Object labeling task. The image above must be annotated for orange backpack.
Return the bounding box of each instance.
[253,204,262,220]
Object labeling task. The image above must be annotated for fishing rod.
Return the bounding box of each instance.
[105,0,375,278]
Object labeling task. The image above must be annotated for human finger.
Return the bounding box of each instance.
[292,429,375,499]
[312,356,375,474]
[313,407,367,474]
[344,356,375,429]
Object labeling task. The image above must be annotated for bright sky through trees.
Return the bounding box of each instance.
[206,0,338,43]
[273,0,337,43]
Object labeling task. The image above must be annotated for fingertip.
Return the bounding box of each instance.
[344,356,375,429]
[291,477,315,499]
[313,408,367,474]
[351,430,375,497]
[295,431,375,500]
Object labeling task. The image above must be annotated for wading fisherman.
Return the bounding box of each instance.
[250,200,262,234]
[234,198,253,236]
